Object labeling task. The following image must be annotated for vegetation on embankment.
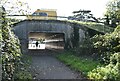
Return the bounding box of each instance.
[67,20,114,33]
[0,7,32,80]
[57,25,120,80]
[56,52,101,77]
[88,25,120,80]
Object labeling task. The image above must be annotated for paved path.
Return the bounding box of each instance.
[30,55,82,79]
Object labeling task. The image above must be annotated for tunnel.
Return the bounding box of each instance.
[28,32,65,51]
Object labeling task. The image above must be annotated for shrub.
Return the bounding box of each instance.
[88,25,120,80]
[0,7,32,80]
[88,52,120,80]
[91,25,120,64]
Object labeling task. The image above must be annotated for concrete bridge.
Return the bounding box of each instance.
[13,20,97,54]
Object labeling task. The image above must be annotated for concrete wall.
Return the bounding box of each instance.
[13,20,87,54]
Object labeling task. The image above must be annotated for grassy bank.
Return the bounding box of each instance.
[67,20,114,33]
[56,52,101,77]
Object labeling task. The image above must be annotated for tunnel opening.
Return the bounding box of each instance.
[28,32,65,51]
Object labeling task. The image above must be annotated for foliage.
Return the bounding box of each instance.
[105,0,120,27]
[71,36,93,56]
[91,25,120,64]
[0,6,32,80]
[0,28,2,57]
[88,52,120,80]
[1,16,21,80]
[57,52,100,76]
[15,71,32,80]
[88,25,120,80]
[69,10,98,22]
[71,26,79,48]
[1,0,31,15]
[67,20,114,33]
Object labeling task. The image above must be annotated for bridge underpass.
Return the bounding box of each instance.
[28,32,65,51]
[13,20,87,54]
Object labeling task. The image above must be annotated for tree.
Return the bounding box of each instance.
[104,15,110,25]
[105,0,120,27]
[69,10,98,22]
[1,0,31,15]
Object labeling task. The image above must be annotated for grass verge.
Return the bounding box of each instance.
[56,52,101,77]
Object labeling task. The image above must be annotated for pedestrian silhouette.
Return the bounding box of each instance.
[35,41,39,47]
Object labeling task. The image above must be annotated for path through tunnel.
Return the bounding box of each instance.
[28,32,65,51]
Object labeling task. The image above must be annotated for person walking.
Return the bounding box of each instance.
[35,41,39,47]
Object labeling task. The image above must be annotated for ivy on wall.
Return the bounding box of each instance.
[0,6,32,80]
[72,25,79,48]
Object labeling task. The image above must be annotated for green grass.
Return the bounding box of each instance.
[56,52,101,76]
[67,20,114,33]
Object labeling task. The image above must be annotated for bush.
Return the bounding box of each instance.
[91,25,120,64]
[88,25,120,80]
[88,52,120,80]
[1,7,32,80]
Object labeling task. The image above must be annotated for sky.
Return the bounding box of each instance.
[3,0,111,18]
[21,0,111,18]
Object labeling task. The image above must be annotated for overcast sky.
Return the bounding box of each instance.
[21,0,111,18]
[3,0,111,18]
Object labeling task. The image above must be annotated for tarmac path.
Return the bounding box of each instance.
[30,54,82,79]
